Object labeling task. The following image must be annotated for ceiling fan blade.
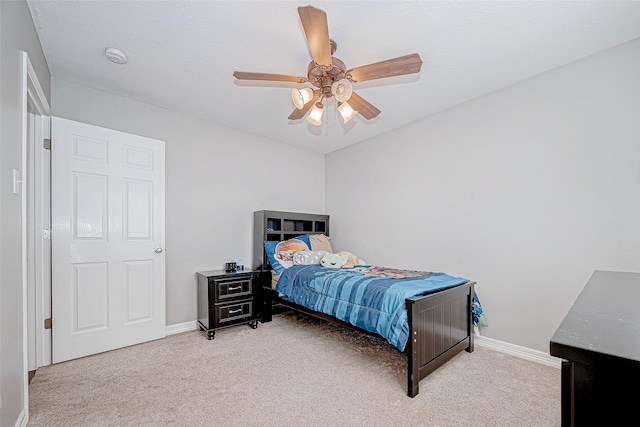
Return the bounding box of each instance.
[233,71,307,83]
[348,92,381,120]
[297,6,332,67]
[347,53,423,83]
[288,93,320,120]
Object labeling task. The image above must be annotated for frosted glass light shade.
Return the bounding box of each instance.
[338,102,358,123]
[307,102,324,125]
[291,88,314,109]
[331,79,353,102]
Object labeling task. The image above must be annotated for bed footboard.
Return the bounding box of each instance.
[406,281,475,397]
[259,273,475,398]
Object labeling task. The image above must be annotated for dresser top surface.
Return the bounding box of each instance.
[550,270,640,363]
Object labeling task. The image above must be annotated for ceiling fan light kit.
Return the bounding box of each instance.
[233,5,423,129]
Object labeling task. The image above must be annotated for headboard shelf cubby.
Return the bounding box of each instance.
[253,210,330,271]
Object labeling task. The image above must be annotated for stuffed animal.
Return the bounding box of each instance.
[337,251,366,268]
[320,253,348,268]
[320,251,367,268]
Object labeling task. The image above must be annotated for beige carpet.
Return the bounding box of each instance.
[29,312,560,426]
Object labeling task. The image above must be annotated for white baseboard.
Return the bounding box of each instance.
[165,320,199,336]
[475,334,562,369]
[16,407,28,427]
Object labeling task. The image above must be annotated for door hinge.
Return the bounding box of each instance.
[43,228,51,240]
[44,318,52,330]
[43,138,51,150]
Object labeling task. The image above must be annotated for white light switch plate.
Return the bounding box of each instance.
[13,169,21,195]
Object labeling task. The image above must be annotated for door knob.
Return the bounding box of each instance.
[154,247,163,254]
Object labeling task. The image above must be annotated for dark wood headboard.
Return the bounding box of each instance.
[253,210,330,271]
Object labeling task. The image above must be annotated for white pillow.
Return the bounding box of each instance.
[292,250,329,265]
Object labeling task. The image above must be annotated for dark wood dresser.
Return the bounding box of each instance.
[550,270,640,426]
[197,269,258,340]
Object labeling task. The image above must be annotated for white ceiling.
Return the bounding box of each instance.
[27,1,640,154]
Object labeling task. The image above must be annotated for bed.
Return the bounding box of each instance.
[253,210,482,397]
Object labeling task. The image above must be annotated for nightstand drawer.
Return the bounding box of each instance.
[215,277,252,300]
[216,300,253,323]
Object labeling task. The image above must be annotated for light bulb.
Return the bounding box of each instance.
[291,88,314,109]
[307,102,324,126]
[338,102,358,123]
[331,79,353,103]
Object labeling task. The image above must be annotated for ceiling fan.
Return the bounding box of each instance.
[233,5,423,126]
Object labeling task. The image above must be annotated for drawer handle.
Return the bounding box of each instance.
[228,286,242,291]
[228,308,242,314]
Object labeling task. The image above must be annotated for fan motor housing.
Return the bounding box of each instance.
[307,57,347,97]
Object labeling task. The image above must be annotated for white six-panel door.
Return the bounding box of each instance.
[51,117,165,363]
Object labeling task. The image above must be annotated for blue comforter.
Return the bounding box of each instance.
[276,265,471,351]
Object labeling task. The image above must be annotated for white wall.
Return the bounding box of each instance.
[51,78,326,326]
[326,38,640,353]
[0,1,51,425]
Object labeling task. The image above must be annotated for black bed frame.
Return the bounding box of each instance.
[253,210,475,398]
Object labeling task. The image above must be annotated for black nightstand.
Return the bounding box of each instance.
[197,269,258,340]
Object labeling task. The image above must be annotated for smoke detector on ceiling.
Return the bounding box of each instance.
[104,47,128,65]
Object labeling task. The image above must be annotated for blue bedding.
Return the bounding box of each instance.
[276,265,474,351]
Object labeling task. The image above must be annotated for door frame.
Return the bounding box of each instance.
[21,50,51,411]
